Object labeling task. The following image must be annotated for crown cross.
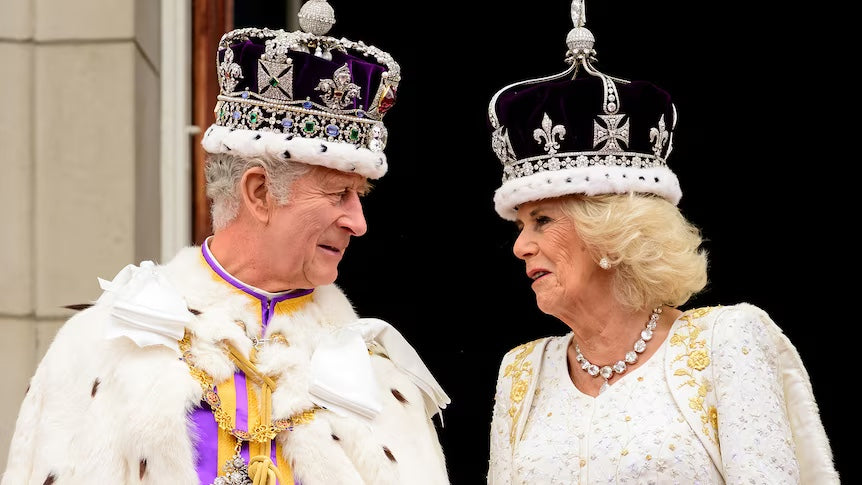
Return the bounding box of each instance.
[258,59,294,101]
[593,114,629,153]
[534,113,566,155]
[317,64,361,109]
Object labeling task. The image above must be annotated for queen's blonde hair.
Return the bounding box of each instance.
[560,193,708,312]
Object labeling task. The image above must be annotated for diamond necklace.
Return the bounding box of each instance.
[574,307,662,394]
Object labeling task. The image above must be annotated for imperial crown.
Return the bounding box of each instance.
[201,0,400,179]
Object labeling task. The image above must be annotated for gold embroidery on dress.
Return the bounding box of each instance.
[669,306,719,443]
[504,339,540,445]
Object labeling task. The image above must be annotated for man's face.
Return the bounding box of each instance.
[263,165,370,290]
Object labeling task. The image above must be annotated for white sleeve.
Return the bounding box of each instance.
[487,354,513,485]
[711,305,801,483]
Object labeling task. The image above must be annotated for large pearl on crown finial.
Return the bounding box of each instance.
[298,0,336,36]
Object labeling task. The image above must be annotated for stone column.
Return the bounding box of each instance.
[0,0,161,471]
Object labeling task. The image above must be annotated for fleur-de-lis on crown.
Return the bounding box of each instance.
[217,47,243,94]
[316,64,361,109]
[649,114,669,157]
[533,113,566,155]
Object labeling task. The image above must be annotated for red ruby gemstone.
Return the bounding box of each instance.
[378,86,397,115]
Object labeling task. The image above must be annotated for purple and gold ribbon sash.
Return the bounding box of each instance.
[192,242,313,484]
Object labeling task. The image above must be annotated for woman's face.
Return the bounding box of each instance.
[512,197,606,318]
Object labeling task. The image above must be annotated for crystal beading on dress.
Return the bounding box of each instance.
[574,307,662,394]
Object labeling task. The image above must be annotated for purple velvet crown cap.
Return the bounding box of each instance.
[488,0,682,220]
[217,36,395,121]
[200,5,400,180]
[494,77,675,165]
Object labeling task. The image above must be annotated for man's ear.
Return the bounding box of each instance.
[240,167,271,225]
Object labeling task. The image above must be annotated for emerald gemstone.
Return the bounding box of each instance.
[270,78,279,87]
[349,128,360,141]
[249,112,258,124]
[304,121,315,133]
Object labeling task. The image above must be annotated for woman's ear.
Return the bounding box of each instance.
[240,167,271,225]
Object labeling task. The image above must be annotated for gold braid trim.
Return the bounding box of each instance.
[503,339,540,445]
[180,332,319,443]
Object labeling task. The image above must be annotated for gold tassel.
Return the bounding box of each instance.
[228,345,284,485]
[248,455,281,485]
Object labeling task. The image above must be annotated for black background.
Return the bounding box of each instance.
[237,2,848,482]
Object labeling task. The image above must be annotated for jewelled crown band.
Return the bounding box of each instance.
[201,0,400,180]
[488,0,682,220]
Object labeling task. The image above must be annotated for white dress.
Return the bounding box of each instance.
[488,304,839,484]
[514,333,723,484]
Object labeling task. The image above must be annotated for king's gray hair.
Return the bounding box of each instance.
[204,152,311,231]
